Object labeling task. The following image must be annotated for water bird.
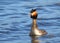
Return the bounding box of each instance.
[29,9,47,36]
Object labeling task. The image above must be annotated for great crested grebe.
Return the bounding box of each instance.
[30,9,47,36]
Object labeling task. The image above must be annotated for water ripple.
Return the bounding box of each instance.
[38,17,60,20]
[0,0,60,43]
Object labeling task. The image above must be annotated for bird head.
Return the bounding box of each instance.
[30,9,38,19]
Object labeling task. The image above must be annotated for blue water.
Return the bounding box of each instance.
[0,0,60,43]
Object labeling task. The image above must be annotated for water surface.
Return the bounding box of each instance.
[0,0,60,43]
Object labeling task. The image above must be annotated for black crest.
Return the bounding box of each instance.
[30,9,36,13]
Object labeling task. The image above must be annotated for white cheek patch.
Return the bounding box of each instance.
[31,13,34,16]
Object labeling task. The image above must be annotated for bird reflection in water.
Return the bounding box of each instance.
[30,35,41,43]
